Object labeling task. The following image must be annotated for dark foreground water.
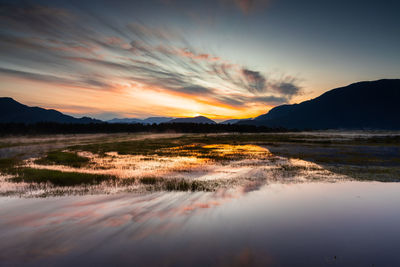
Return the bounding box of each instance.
[1,181,399,266]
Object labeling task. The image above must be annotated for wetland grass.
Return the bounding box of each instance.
[34,151,90,167]
[3,132,400,197]
[0,158,21,173]
[9,168,116,186]
[138,176,212,191]
[164,179,211,191]
[139,177,158,185]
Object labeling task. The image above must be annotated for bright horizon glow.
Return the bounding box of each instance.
[1,76,273,120]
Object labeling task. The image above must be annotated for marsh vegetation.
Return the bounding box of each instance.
[0,132,399,197]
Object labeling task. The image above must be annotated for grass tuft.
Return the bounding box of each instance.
[34,151,89,168]
[9,168,116,186]
[139,177,158,184]
[164,178,210,191]
[0,158,21,174]
[138,176,212,191]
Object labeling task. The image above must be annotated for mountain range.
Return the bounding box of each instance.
[239,79,400,130]
[107,117,173,124]
[0,97,101,124]
[167,116,216,124]
[2,79,399,129]
[219,119,241,124]
[108,116,219,124]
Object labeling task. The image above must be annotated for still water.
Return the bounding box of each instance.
[1,181,399,266]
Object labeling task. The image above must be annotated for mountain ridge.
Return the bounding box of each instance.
[0,97,101,124]
[107,117,173,124]
[167,116,216,124]
[239,79,400,130]
[219,119,241,124]
[3,79,399,129]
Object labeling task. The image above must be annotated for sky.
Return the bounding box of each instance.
[0,0,399,120]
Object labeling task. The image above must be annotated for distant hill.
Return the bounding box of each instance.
[0,97,101,124]
[143,117,173,124]
[107,118,143,124]
[238,79,400,130]
[219,119,240,124]
[167,116,216,124]
[107,117,173,124]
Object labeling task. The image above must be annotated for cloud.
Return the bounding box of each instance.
[269,77,301,97]
[272,82,300,96]
[221,0,270,14]
[251,95,287,104]
[214,94,287,107]
[180,86,214,94]
[177,49,220,61]
[235,0,255,13]
[241,68,267,94]
[0,2,300,115]
[0,67,113,90]
[0,3,88,39]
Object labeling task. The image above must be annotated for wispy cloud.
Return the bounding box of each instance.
[222,0,270,14]
[0,1,300,118]
[241,68,266,94]
[0,67,114,90]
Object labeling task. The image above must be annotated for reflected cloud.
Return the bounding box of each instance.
[0,187,250,255]
[1,180,399,266]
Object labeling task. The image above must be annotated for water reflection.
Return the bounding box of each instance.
[1,181,400,266]
[1,133,399,266]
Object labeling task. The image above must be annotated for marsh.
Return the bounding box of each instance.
[0,132,400,266]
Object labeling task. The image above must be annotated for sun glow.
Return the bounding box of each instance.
[2,75,271,120]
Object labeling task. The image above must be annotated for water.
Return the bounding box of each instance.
[1,132,399,266]
[1,181,399,266]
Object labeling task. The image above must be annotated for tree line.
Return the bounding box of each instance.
[0,122,295,135]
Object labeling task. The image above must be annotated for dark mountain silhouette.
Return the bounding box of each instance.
[219,119,240,124]
[143,117,174,124]
[238,79,400,130]
[107,118,143,124]
[107,117,173,124]
[0,97,101,124]
[167,116,216,124]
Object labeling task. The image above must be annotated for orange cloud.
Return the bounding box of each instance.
[177,49,220,61]
[229,0,270,14]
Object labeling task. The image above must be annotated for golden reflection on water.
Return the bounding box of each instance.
[26,144,272,179]
[0,144,350,197]
[202,144,271,154]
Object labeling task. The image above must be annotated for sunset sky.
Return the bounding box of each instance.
[1,0,399,120]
